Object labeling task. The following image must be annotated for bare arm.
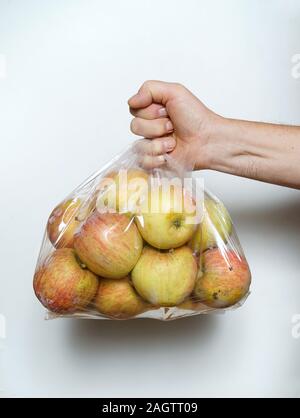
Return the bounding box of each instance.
[128,81,300,189]
[208,118,300,189]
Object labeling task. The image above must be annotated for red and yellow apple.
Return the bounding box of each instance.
[194,248,251,308]
[131,245,197,306]
[189,197,232,253]
[33,248,99,313]
[94,277,148,319]
[47,198,81,248]
[96,169,149,214]
[74,212,143,279]
[135,184,197,249]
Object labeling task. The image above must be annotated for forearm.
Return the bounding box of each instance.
[206,117,300,189]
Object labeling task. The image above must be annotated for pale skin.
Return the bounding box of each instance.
[128,81,300,189]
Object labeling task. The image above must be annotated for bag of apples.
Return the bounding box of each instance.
[33,143,251,320]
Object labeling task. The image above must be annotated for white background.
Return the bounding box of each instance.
[0,0,300,397]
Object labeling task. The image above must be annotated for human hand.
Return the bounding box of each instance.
[129,80,300,188]
[128,80,222,170]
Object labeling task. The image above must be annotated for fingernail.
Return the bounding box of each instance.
[164,138,176,151]
[166,121,173,132]
[157,155,166,164]
[158,107,168,117]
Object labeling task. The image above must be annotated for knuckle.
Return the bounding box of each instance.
[151,141,163,155]
[140,154,165,170]
[141,80,152,90]
[172,82,184,91]
[140,155,153,169]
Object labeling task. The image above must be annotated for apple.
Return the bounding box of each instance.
[131,245,197,306]
[176,260,205,312]
[176,298,210,312]
[74,212,143,279]
[193,248,251,308]
[189,197,232,253]
[33,248,99,313]
[96,169,149,214]
[47,198,81,248]
[135,184,197,249]
[94,276,148,319]
[188,226,202,254]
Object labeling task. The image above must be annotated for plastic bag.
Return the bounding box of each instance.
[33,142,251,321]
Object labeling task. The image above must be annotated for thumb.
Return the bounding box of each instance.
[128,80,179,109]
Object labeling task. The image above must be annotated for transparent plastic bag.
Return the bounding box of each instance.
[33,142,251,321]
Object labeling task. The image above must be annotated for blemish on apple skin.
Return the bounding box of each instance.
[173,219,181,229]
[213,290,222,300]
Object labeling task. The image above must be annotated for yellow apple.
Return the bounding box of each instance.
[188,226,202,254]
[131,245,197,306]
[189,197,232,253]
[47,198,81,248]
[94,277,148,319]
[96,169,149,214]
[135,184,197,249]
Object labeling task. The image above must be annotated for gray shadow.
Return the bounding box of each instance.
[230,197,300,235]
[67,313,220,355]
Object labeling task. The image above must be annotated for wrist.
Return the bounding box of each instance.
[194,114,233,171]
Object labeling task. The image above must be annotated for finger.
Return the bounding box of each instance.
[128,80,182,109]
[130,103,168,120]
[130,117,173,138]
[134,137,176,156]
[138,154,166,170]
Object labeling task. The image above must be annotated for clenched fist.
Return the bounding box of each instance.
[128,80,221,170]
